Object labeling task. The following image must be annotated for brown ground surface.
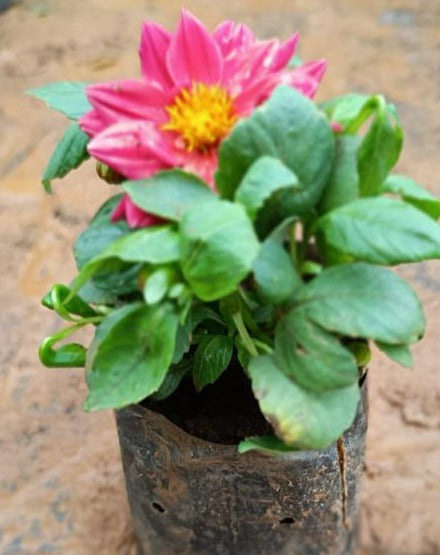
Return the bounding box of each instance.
[1,0,439,553]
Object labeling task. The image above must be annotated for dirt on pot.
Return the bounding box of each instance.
[1,1,440,554]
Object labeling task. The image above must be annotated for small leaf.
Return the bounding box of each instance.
[150,359,191,401]
[381,174,440,221]
[317,197,440,265]
[253,238,300,305]
[357,97,403,196]
[234,156,300,220]
[320,94,371,131]
[179,201,260,301]
[28,81,91,120]
[192,335,233,391]
[238,435,297,455]
[71,226,180,296]
[248,355,360,450]
[74,223,129,270]
[123,169,217,221]
[42,124,89,192]
[85,303,178,410]
[143,268,176,305]
[318,135,360,213]
[376,341,413,368]
[42,284,97,319]
[39,324,87,368]
[88,195,124,227]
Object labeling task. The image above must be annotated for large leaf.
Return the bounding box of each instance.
[252,238,300,305]
[192,335,233,391]
[42,124,89,193]
[85,303,178,410]
[179,201,260,301]
[275,311,358,391]
[381,174,440,221]
[248,355,360,449]
[234,156,300,220]
[317,197,440,264]
[71,226,180,296]
[216,86,334,217]
[28,81,91,120]
[294,263,425,345]
[123,170,217,221]
[318,135,360,214]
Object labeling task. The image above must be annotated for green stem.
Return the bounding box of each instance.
[290,222,297,265]
[232,311,258,358]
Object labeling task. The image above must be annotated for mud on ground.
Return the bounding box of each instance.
[1,1,439,553]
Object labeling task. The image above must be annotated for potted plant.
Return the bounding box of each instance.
[32,9,440,555]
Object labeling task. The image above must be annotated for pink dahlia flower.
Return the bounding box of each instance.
[79,10,327,228]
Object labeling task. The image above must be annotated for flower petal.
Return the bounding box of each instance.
[182,149,218,189]
[166,9,223,85]
[79,108,106,137]
[139,22,173,88]
[275,69,320,98]
[111,195,163,228]
[214,20,254,58]
[86,80,171,126]
[88,121,178,180]
[301,58,327,81]
[269,34,300,71]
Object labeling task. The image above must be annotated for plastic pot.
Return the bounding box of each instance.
[115,378,368,555]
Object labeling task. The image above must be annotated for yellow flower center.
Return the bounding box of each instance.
[163,83,237,152]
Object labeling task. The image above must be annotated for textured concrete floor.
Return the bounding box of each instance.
[1,1,440,553]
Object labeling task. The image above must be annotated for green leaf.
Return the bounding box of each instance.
[179,201,260,301]
[318,135,360,213]
[42,284,97,319]
[248,355,360,449]
[320,94,371,131]
[381,174,440,221]
[275,311,358,392]
[376,341,413,368]
[358,97,403,196]
[71,226,180,296]
[85,303,178,410]
[89,195,124,227]
[42,124,89,192]
[238,435,297,455]
[234,156,300,220]
[346,341,371,367]
[74,223,129,270]
[216,86,334,216]
[28,81,91,120]
[123,169,217,221]
[39,324,87,368]
[143,267,176,305]
[192,335,233,391]
[253,238,300,305]
[150,359,191,401]
[294,263,425,345]
[317,197,440,265]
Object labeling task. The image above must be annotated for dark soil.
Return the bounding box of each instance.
[144,363,273,444]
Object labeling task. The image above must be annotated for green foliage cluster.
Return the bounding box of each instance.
[31,82,440,453]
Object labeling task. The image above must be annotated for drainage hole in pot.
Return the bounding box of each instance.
[152,502,166,513]
[279,517,295,524]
